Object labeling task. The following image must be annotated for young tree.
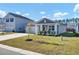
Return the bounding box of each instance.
[26,22,33,41]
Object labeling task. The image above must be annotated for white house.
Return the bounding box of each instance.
[26,18,67,35]
[2,12,33,32]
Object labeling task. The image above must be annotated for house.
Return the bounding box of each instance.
[2,12,33,32]
[26,18,67,35]
[66,22,79,32]
[0,22,5,32]
[0,18,5,32]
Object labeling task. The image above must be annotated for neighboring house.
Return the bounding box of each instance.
[26,18,67,35]
[0,18,5,32]
[66,22,79,32]
[0,22,5,32]
[2,12,33,32]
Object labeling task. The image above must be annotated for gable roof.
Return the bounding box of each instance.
[8,12,33,21]
[37,18,55,24]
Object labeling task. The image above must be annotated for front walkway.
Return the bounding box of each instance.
[0,33,28,41]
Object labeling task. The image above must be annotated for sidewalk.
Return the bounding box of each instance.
[0,44,43,55]
[0,33,28,41]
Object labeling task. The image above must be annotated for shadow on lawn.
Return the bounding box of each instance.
[34,41,64,46]
[26,39,64,46]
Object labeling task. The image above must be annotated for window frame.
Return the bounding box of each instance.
[6,19,9,22]
[52,26,54,30]
[10,18,14,22]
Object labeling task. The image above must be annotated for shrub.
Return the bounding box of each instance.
[43,31,47,35]
[38,31,43,35]
[12,30,15,32]
[75,32,79,37]
[38,31,47,35]
[47,30,55,36]
[26,39,33,41]
[60,32,79,37]
[1,32,5,35]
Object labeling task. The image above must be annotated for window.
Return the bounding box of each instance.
[52,26,54,30]
[44,20,46,23]
[10,18,14,22]
[49,26,51,30]
[6,19,9,22]
[42,25,45,31]
[49,26,54,31]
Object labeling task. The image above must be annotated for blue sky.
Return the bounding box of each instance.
[0,3,78,21]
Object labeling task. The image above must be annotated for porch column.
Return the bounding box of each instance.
[40,24,42,31]
[35,24,38,34]
[76,24,79,32]
[47,25,49,31]
[54,24,58,35]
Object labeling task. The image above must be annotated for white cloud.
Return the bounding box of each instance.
[53,12,68,17]
[53,12,68,20]
[42,16,47,18]
[73,14,79,18]
[15,12,30,17]
[74,4,79,13]
[41,15,50,18]
[74,16,79,18]
[0,10,6,18]
[23,13,30,16]
[15,12,21,14]
[40,11,46,14]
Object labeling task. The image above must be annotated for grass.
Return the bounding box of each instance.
[0,32,15,36]
[0,35,79,55]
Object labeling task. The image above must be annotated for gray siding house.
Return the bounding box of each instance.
[2,12,33,32]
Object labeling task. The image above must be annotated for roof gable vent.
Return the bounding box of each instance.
[44,20,46,23]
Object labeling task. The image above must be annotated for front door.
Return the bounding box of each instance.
[42,25,47,31]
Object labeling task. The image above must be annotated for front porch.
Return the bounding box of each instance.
[35,24,58,35]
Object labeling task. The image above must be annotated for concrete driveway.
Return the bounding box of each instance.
[0,47,23,55]
[0,33,27,55]
[0,44,43,55]
[0,33,28,41]
[0,33,43,55]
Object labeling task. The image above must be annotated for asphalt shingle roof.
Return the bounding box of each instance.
[37,18,55,23]
[8,12,33,21]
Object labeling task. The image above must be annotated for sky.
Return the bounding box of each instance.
[0,3,79,21]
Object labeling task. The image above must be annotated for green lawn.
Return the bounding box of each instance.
[0,35,79,55]
[0,32,15,36]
